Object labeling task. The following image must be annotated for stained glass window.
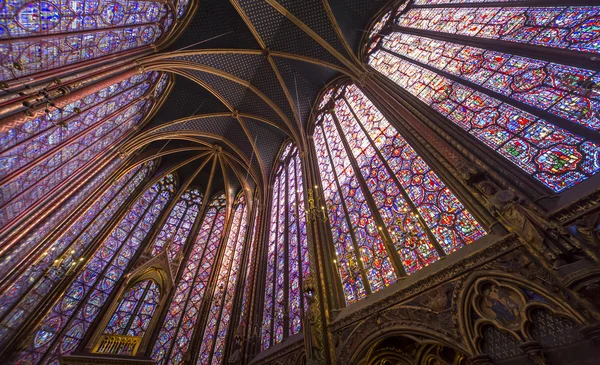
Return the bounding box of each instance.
[395,6,600,54]
[379,33,600,131]
[103,279,160,337]
[313,83,486,303]
[151,188,203,260]
[238,209,259,330]
[151,193,227,365]
[14,174,175,365]
[0,160,154,349]
[197,193,248,365]
[0,0,185,81]
[261,143,310,350]
[367,1,600,193]
[0,71,167,227]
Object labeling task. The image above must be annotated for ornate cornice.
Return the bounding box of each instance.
[60,354,156,365]
[551,187,600,224]
[248,336,304,365]
[329,234,521,331]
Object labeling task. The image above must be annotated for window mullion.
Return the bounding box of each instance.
[164,209,218,362]
[123,281,151,335]
[378,46,600,144]
[318,123,374,294]
[341,95,447,258]
[38,185,163,365]
[328,110,407,277]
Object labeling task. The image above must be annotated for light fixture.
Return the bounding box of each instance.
[304,186,328,223]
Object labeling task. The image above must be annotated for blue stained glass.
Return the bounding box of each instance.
[261,143,311,349]
[0,71,167,228]
[369,49,600,192]
[0,0,180,81]
[13,174,174,365]
[103,279,160,338]
[0,161,152,349]
[396,6,600,55]
[379,32,600,131]
[151,188,203,259]
[198,194,247,365]
[152,194,226,365]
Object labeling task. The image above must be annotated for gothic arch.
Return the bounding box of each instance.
[457,271,586,359]
[347,328,470,365]
[87,264,172,355]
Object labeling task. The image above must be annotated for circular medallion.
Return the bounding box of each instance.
[16,2,60,32]
[101,2,125,25]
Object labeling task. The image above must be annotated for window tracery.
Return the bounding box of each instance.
[0,160,154,349]
[313,84,485,303]
[0,72,168,227]
[366,0,600,192]
[261,143,310,349]
[14,173,175,365]
[151,187,203,260]
[1,0,188,81]
[198,193,248,365]
[151,193,227,365]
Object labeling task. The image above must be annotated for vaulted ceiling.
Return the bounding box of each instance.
[123,0,388,199]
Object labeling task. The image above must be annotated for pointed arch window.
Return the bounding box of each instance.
[0,72,169,227]
[197,193,248,365]
[152,193,227,365]
[151,187,203,259]
[0,160,155,349]
[313,84,486,304]
[103,279,161,338]
[14,174,175,365]
[1,0,187,81]
[238,210,260,330]
[366,1,600,192]
[261,143,310,350]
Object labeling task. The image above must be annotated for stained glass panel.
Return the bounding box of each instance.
[197,194,247,365]
[152,194,226,365]
[343,85,486,256]
[0,161,152,348]
[413,0,525,4]
[151,188,203,259]
[261,143,311,349]
[14,174,174,365]
[321,114,396,290]
[104,279,160,337]
[313,127,367,304]
[261,178,279,350]
[0,71,166,227]
[238,210,259,329]
[210,195,247,365]
[334,97,440,273]
[380,32,600,131]
[396,6,600,55]
[1,0,181,81]
[313,78,488,302]
[369,50,600,192]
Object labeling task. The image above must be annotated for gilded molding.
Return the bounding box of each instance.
[329,234,522,332]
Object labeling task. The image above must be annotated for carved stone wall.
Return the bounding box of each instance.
[328,234,600,365]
